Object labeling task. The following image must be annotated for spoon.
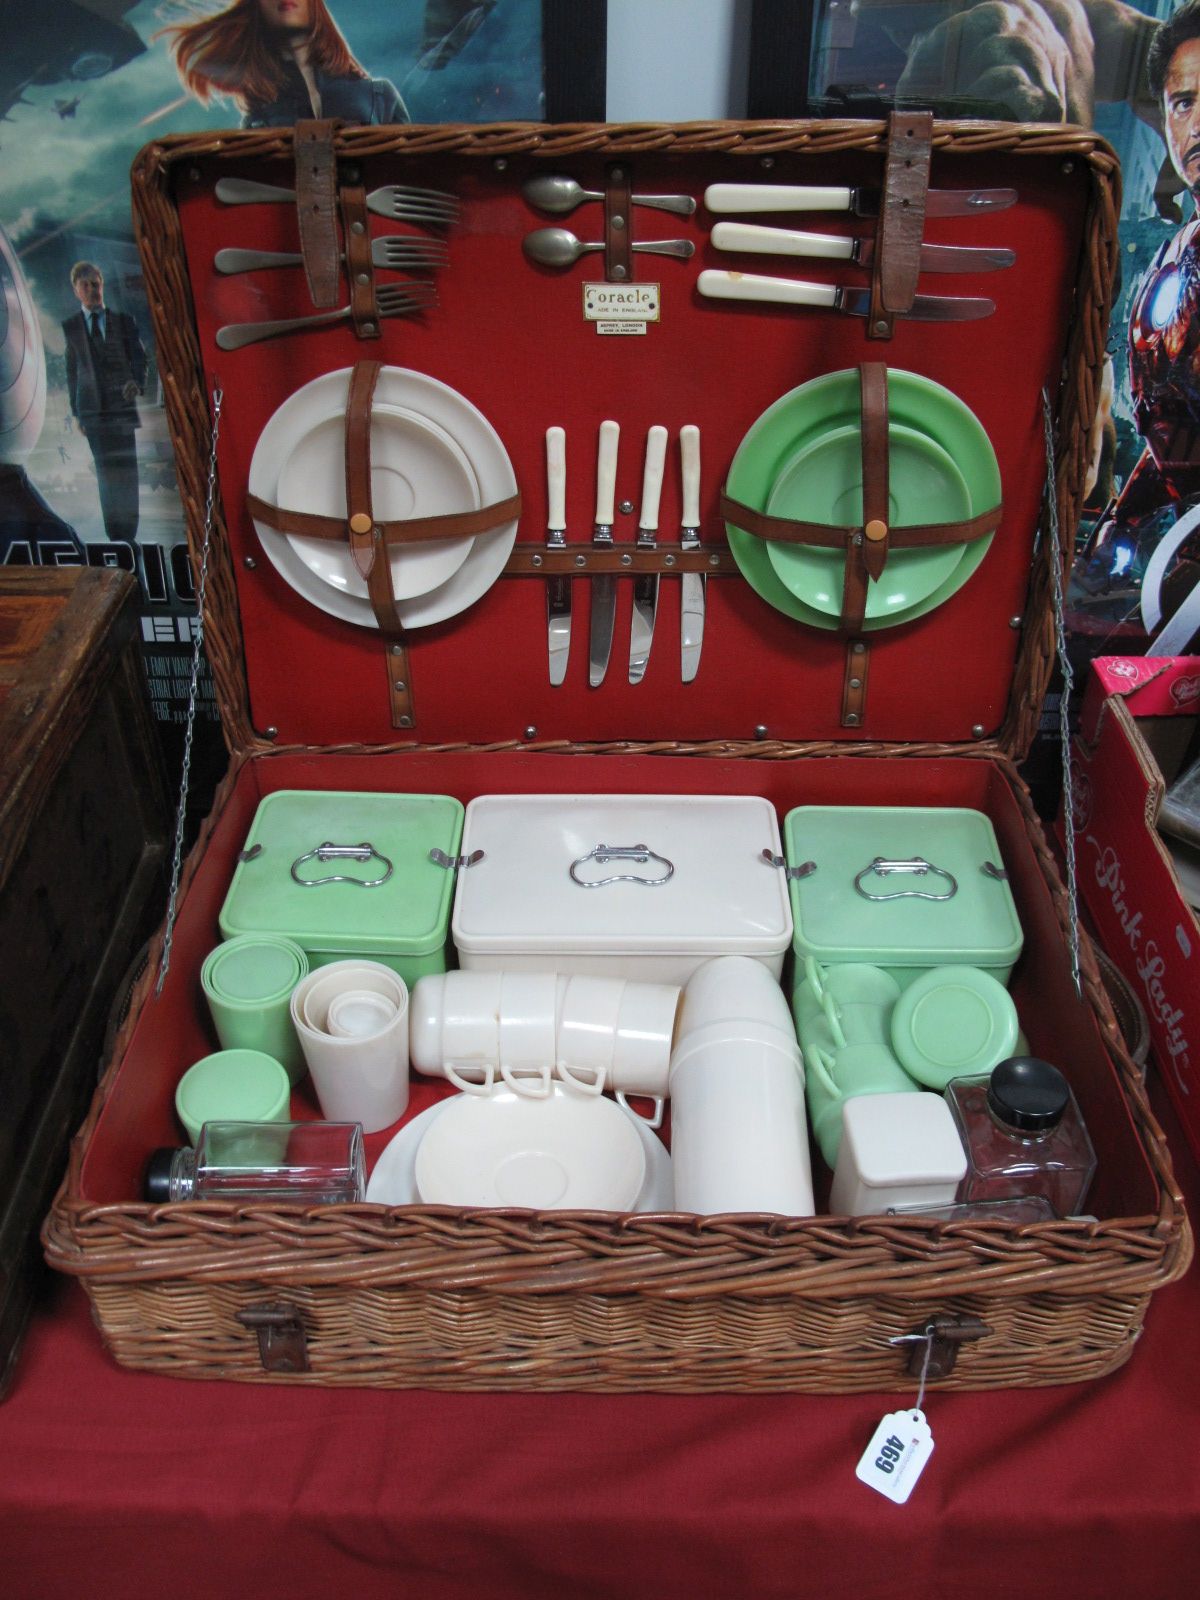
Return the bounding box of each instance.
[523,227,695,268]
[524,173,696,217]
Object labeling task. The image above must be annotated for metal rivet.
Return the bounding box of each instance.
[243,556,257,569]
[612,213,626,230]
[972,724,986,738]
[494,157,508,171]
[523,725,537,740]
[343,166,360,184]
[1061,160,1074,174]
[618,499,634,515]
[373,527,382,541]
[852,642,865,654]
[708,554,720,567]
[351,221,366,235]
[664,553,676,566]
[849,677,861,689]
[874,319,889,334]
[531,553,544,567]
[362,322,377,334]
[760,156,775,169]
[390,644,404,655]
[620,552,632,566]
[263,726,279,740]
[611,264,627,280]
[612,167,624,180]
[845,713,860,726]
[754,725,768,739]
[574,553,586,567]
[393,680,407,693]
[189,167,201,181]
[398,715,413,729]
[1009,615,1022,629]
[356,272,370,286]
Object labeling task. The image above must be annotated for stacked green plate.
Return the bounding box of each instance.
[725,369,1001,630]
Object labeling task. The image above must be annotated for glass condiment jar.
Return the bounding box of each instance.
[944,1057,1096,1216]
[144,1121,365,1203]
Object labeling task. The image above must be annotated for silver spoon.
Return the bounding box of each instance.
[524,173,696,217]
[523,227,695,268]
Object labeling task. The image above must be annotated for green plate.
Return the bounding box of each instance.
[765,423,971,618]
[726,369,1001,632]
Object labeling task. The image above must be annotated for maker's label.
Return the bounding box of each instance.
[584,283,660,326]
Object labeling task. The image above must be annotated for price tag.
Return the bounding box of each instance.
[855,1409,934,1504]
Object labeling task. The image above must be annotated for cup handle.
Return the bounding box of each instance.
[803,954,825,1002]
[500,1061,553,1097]
[821,989,848,1048]
[805,1042,842,1100]
[556,1060,608,1096]
[616,1090,665,1130]
[445,1060,496,1096]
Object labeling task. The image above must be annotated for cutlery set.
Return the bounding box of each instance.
[544,422,704,688]
[523,171,696,269]
[212,177,458,349]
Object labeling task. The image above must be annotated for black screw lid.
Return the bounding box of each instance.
[144,1147,180,1202]
[987,1057,1070,1133]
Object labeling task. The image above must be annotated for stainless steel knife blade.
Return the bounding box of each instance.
[704,182,1018,217]
[589,420,620,689]
[545,426,570,687]
[679,424,704,685]
[696,270,994,321]
[629,425,668,685]
[710,221,1015,273]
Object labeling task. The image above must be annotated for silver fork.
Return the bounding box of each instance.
[215,176,459,226]
[214,239,448,275]
[215,282,436,350]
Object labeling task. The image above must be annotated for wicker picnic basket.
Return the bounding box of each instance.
[44,120,1191,1390]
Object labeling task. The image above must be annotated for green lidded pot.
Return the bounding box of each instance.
[219,789,464,985]
[782,806,1023,990]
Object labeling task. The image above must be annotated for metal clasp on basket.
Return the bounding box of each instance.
[761,849,816,881]
[569,843,675,888]
[428,848,485,871]
[235,1303,310,1373]
[290,841,393,887]
[854,857,958,901]
[890,1315,992,1379]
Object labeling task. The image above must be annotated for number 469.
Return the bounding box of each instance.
[874,1434,905,1474]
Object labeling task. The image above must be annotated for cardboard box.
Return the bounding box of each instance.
[1064,656,1200,1164]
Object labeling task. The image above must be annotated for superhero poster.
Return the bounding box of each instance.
[0,1,543,774]
[799,0,1200,658]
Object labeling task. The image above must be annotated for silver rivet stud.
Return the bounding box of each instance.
[761,156,775,169]
[494,157,508,171]
[1061,160,1074,174]
[351,221,366,235]
[362,322,377,335]
[620,553,632,565]
[356,272,370,286]
[243,556,257,569]
[532,553,544,567]
[263,726,279,740]
[391,644,404,656]
[523,725,537,740]
[874,320,889,334]
[619,499,634,514]
[849,677,861,689]
[845,714,860,727]
[1009,615,1022,629]
[708,554,720,567]
[189,167,201,182]
[612,213,626,230]
[852,641,865,654]
[574,553,586,567]
[612,264,627,280]
[754,724,768,739]
[612,167,624,180]
[398,715,413,728]
[972,724,986,739]
[664,553,676,566]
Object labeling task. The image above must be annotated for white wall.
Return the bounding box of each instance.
[605,0,750,121]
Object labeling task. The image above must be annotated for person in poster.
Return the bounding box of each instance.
[159,0,410,127]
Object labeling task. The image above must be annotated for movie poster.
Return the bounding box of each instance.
[0,1,543,795]
[804,0,1200,661]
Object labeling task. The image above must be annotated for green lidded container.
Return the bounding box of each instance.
[219,790,464,984]
[782,806,1023,990]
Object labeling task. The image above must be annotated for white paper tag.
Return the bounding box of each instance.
[855,1409,935,1504]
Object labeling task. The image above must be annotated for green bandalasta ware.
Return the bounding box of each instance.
[783,805,1023,989]
[220,790,464,985]
[201,933,309,1084]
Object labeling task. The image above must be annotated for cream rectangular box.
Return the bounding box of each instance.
[451,793,793,983]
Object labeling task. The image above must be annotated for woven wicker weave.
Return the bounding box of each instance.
[42,122,1191,1392]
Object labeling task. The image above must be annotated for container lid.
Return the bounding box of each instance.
[890,965,1019,1088]
[202,935,304,1003]
[783,806,1023,967]
[175,1049,291,1141]
[842,1092,968,1186]
[220,790,464,955]
[986,1056,1070,1132]
[452,794,792,957]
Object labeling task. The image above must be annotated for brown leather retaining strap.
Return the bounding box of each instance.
[718,494,1001,550]
[246,492,523,545]
[842,638,869,728]
[605,160,633,283]
[838,363,888,633]
[868,110,933,340]
[339,184,382,339]
[502,543,732,575]
[294,119,341,309]
[345,361,382,579]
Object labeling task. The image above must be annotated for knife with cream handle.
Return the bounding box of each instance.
[629,425,669,685]
[697,270,994,320]
[703,183,1017,217]
[710,221,1014,273]
[588,420,620,689]
[545,427,570,686]
[679,425,704,684]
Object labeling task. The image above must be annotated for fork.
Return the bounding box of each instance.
[214,239,448,275]
[215,282,436,350]
[215,176,459,225]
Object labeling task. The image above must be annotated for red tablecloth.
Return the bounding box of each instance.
[2,1081,1195,1600]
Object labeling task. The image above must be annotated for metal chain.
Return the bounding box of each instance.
[1042,387,1082,999]
[156,388,224,994]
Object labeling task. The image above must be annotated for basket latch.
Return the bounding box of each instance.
[893,1315,992,1380]
[236,1303,310,1374]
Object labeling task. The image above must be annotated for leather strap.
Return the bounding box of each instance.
[841,638,869,728]
[339,184,382,340]
[345,361,381,579]
[501,543,731,575]
[605,160,633,283]
[837,364,888,632]
[718,494,1001,550]
[294,119,341,309]
[868,111,933,340]
[246,492,522,545]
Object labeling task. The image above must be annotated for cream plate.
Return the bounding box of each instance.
[366,1092,674,1212]
[274,403,478,601]
[249,367,519,630]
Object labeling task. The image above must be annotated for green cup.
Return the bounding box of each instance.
[201,935,309,1085]
[803,1040,921,1169]
[175,1049,292,1145]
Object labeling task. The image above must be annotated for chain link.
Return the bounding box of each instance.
[1042,387,1082,999]
[156,388,223,994]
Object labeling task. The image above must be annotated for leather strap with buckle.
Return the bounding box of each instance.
[868,110,934,340]
[293,119,341,309]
